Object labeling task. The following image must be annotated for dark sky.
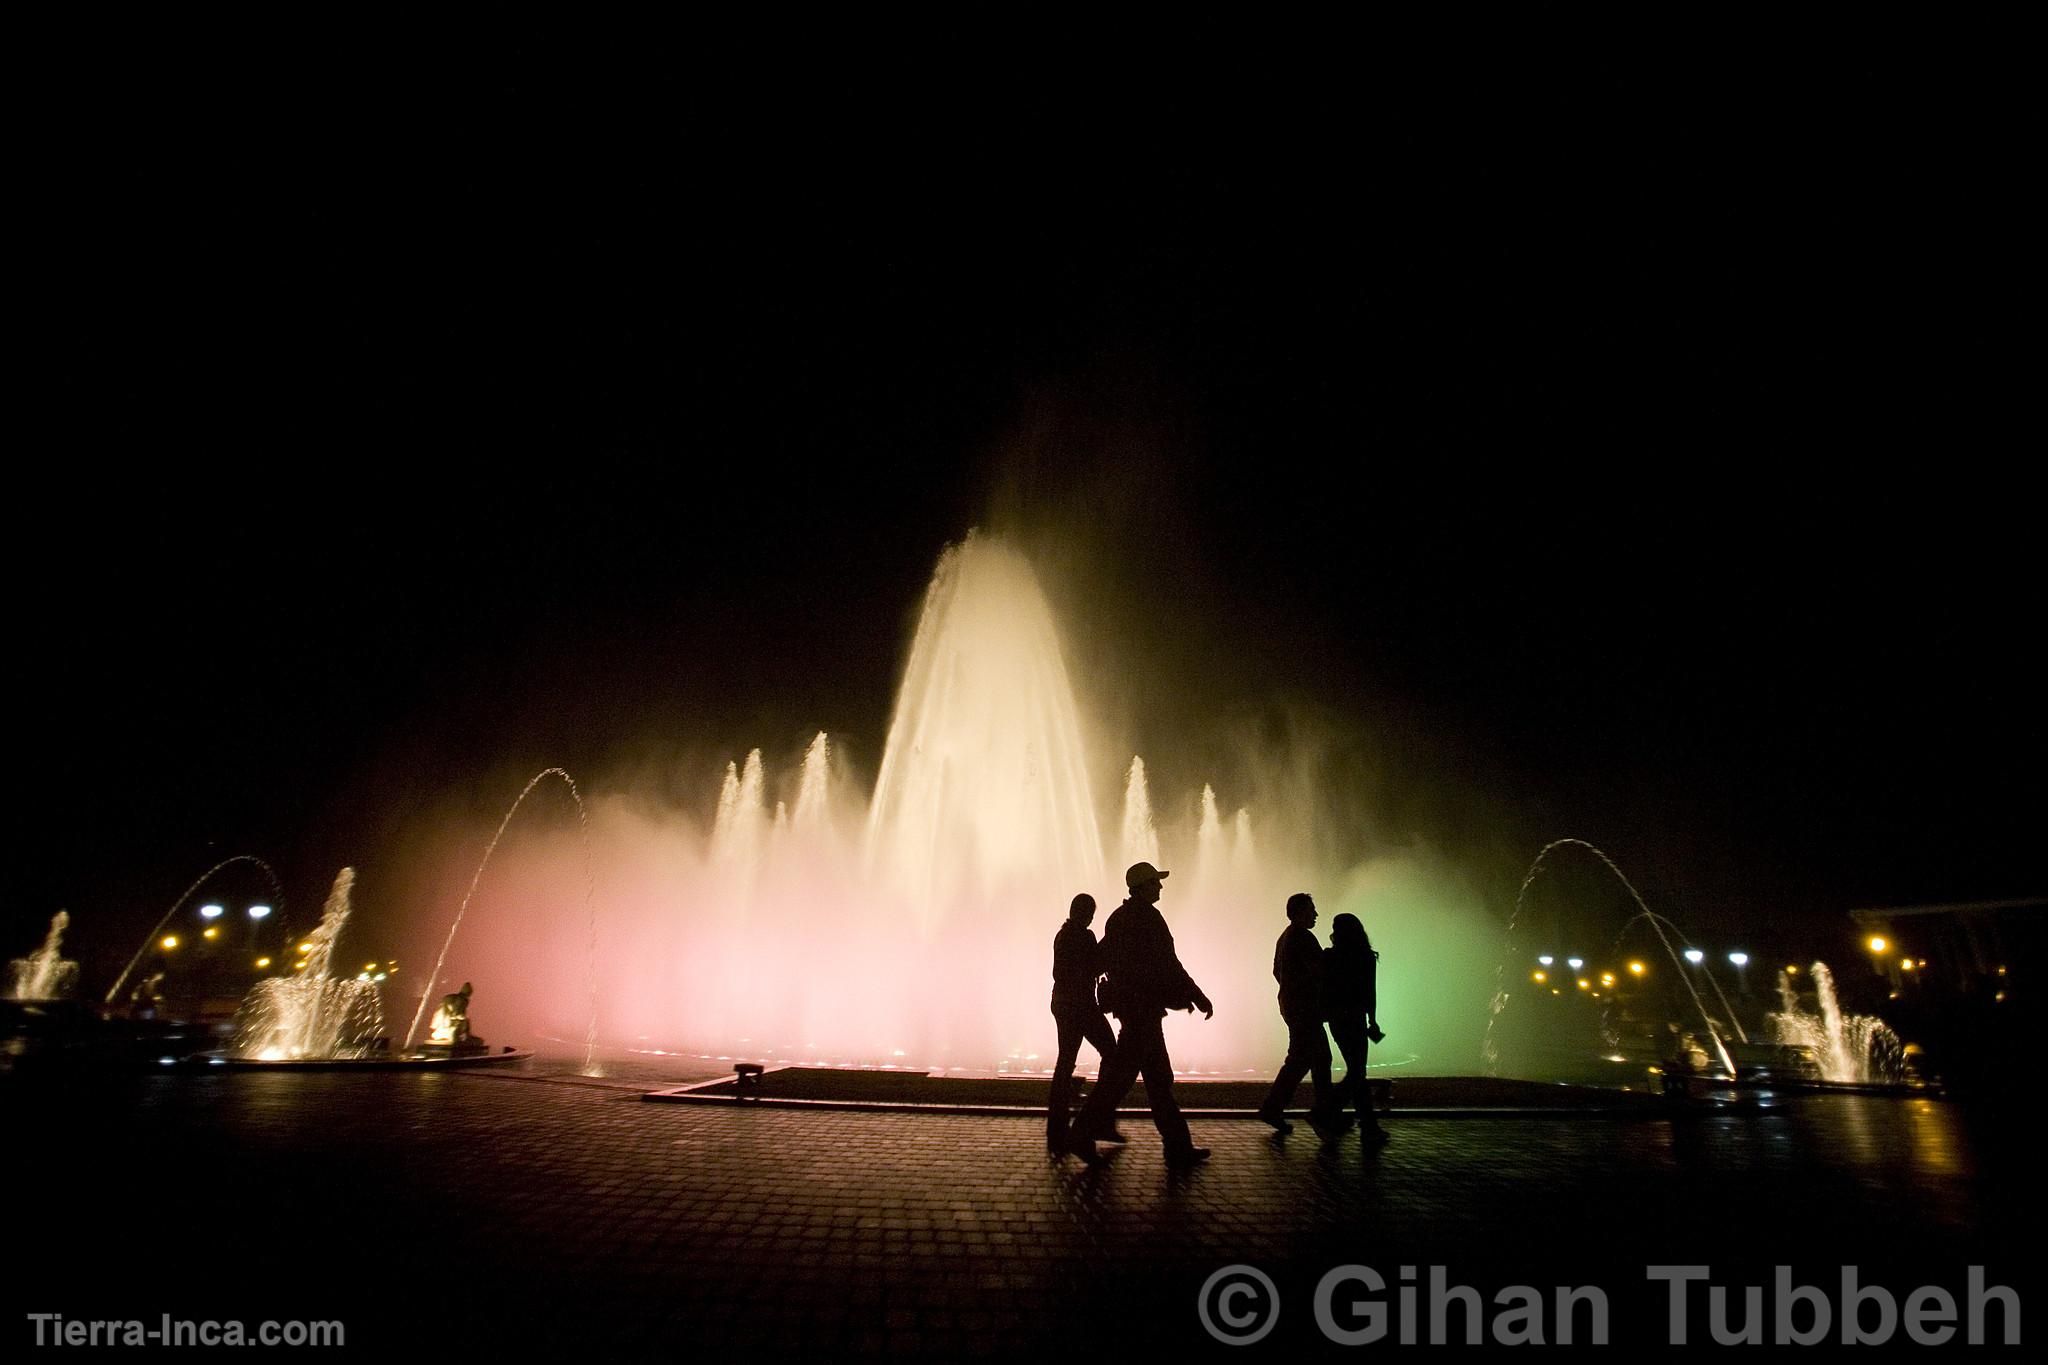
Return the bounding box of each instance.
[12,58,2038,973]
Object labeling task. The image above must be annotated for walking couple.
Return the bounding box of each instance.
[1259,892,1388,1143]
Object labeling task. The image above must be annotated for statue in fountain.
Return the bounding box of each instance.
[425,982,484,1052]
[128,968,167,1020]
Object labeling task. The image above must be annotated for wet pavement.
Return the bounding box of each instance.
[5,1059,2034,1355]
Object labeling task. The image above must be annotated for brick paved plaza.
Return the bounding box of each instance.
[8,1060,2035,1355]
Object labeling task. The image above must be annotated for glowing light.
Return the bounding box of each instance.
[161,935,180,950]
[1900,958,1914,972]
[1683,948,1705,965]
[254,957,272,969]
[247,904,272,920]
[1785,964,1800,975]
[1537,955,1554,966]
[1867,936,1888,954]
[293,961,308,971]
[1599,972,1616,986]
[1576,979,1590,990]
[1566,957,1584,971]
[199,904,224,919]
[297,943,314,955]
[1628,961,1646,975]
[1531,970,1546,983]
[1727,952,1749,967]
[202,926,219,940]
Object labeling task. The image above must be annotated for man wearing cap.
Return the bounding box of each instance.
[1061,862,1214,1170]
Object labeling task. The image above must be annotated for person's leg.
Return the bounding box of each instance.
[1259,1018,1313,1118]
[1328,1015,1364,1117]
[1047,1008,1085,1150]
[1068,1015,1142,1143]
[1330,1015,1385,1133]
[1081,1009,1117,1064]
[1305,1021,1339,1122]
[1129,1015,1193,1159]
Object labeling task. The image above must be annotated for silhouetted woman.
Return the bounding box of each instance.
[1324,913,1389,1143]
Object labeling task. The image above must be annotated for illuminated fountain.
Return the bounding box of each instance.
[403,766,596,1071]
[445,530,1499,1074]
[1768,962,1904,1085]
[9,911,79,1000]
[233,868,383,1061]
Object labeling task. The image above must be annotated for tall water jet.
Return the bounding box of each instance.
[1768,962,1905,1084]
[865,531,1104,919]
[234,869,383,1059]
[404,767,600,1072]
[792,731,831,832]
[1196,784,1224,874]
[10,911,79,1000]
[1231,807,1256,873]
[711,749,768,880]
[1119,756,1160,870]
[106,854,285,1007]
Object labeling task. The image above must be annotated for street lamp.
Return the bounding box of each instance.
[1566,957,1585,971]
[247,905,272,920]
[1727,950,1750,995]
[1683,948,1705,965]
[199,904,224,920]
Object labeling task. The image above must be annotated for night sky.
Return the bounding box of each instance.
[13,59,2037,979]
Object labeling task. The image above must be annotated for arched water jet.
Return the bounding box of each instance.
[1613,908,1750,1044]
[1484,838,1736,1078]
[106,854,285,1008]
[403,768,600,1072]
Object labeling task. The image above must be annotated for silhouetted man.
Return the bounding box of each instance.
[1063,862,1213,1170]
[1046,893,1123,1153]
[1258,893,1344,1137]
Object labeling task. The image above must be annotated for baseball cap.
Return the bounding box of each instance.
[1124,861,1170,889]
